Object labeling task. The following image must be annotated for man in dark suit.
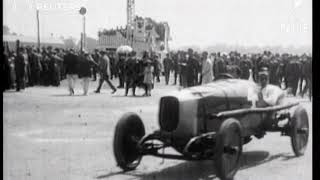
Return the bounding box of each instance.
[91,49,100,81]
[152,54,161,83]
[269,55,280,86]
[239,55,252,80]
[172,53,179,85]
[63,49,79,95]
[124,51,138,96]
[213,52,227,78]
[186,49,199,87]
[28,48,41,86]
[163,53,172,85]
[15,47,26,91]
[284,56,301,96]
[117,54,126,88]
[299,55,312,100]
[179,52,188,87]
[78,51,94,95]
[3,44,12,91]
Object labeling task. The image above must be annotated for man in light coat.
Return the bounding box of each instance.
[256,67,285,107]
[201,51,213,84]
[94,50,117,94]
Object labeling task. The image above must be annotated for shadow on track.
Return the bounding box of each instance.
[96,151,296,180]
[111,95,149,98]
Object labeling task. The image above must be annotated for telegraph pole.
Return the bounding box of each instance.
[79,7,87,53]
[80,33,83,53]
[83,15,86,51]
[36,9,40,52]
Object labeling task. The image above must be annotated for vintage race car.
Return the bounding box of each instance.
[113,79,309,180]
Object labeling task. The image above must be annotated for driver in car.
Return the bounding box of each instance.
[256,67,285,107]
[253,67,287,138]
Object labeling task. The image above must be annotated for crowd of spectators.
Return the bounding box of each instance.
[2,43,312,100]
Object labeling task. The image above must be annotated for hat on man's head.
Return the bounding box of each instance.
[202,51,208,56]
[130,51,136,56]
[146,60,152,64]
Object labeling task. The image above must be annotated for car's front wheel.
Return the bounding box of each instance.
[214,118,243,180]
[113,112,145,171]
[290,105,309,156]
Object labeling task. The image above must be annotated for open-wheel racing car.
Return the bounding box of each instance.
[113,78,309,180]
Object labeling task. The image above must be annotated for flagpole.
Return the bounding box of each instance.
[36,9,40,52]
[79,7,87,53]
[83,15,86,52]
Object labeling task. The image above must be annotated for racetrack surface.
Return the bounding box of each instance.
[3,76,312,180]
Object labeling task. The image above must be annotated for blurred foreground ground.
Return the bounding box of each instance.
[3,76,312,180]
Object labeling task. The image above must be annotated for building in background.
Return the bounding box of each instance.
[3,34,65,50]
[77,36,98,52]
[97,0,171,58]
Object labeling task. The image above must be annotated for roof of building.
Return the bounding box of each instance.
[3,34,64,45]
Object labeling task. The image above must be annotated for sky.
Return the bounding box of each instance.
[3,0,312,49]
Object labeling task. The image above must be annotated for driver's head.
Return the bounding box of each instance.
[202,51,208,60]
[258,67,269,88]
[187,48,193,56]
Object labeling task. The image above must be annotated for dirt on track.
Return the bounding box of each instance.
[3,77,312,180]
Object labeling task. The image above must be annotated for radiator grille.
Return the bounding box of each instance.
[159,96,179,132]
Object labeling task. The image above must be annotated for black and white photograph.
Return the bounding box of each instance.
[3,0,312,180]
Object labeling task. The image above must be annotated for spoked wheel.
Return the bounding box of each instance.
[214,118,243,180]
[113,112,145,171]
[290,105,309,156]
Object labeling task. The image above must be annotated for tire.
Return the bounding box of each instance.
[113,112,145,171]
[290,105,309,156]
[214,118,242,180]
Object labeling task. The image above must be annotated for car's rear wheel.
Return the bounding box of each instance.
[113,112,145,171]
[214,118,242,180]
[290,105,309,156]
